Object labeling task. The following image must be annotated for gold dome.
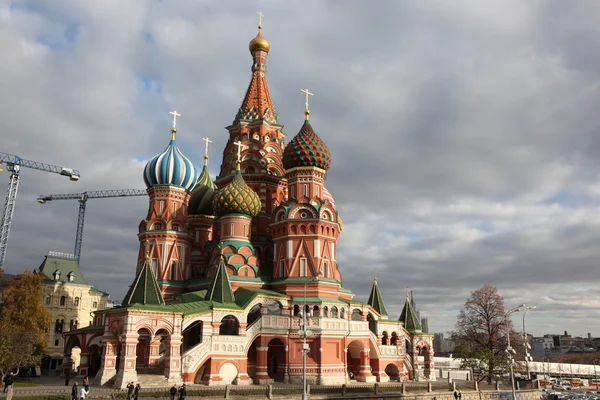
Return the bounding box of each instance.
[249,27,270,54]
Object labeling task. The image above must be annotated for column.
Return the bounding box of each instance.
[96,339,118,385]
[113,333,139,389]
[78,353,89,377]
[424,349,436,381]
[165,333,183,381]
[255,346,271,384]
[355,348,376,383]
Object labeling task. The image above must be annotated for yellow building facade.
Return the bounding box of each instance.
[36,251,110,376]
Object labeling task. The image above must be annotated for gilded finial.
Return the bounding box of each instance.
[405,287,409,300]
[301,88,314,120]
[249,12,270,54]
[171,128,176,141]
[144,240,150,261]
[374,268,378,282]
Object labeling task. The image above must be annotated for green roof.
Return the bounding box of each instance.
[367,278,388,317]
[399,295,422,333]
[122,260,165,306]
[234,287,289,308]
[36,251,89,285]
[205,257,235,303]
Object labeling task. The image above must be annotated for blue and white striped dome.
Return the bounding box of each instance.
[143,129,197,191]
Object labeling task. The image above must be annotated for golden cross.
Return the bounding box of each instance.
[202,137,213,157]
[169,110,181,129]
[234,140,245,161]
[256,11,264,27]
[301,88,314,111]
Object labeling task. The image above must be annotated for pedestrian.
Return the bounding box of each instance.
[178,383,187,400]
[458,390,463,400]
[71,382,79,400]
[453,390,459,400]
[25,368,31,381]
[134,383,141,400]
[79,384,89,400]
[83,375,88,386]
[65,366,72,386]
[127,382,135,400]
[169,384,178,400]
[3,372,14,393]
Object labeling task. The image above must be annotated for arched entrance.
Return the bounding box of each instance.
[385,363,400,381]
[88,345,101,377]
[267,338,286,382]
[247,338,258,381]
[347,341,363,379]
[136,328,151,372]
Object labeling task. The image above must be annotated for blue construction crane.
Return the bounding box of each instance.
[0,152,80,268]
[37,189,147,264]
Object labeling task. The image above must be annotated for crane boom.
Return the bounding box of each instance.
[38,189,147,202]
[0,152,80,180]
[0,151,80,268]
[37,189,148,264]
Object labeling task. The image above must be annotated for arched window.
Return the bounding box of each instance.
[230,223,234,236]
[44,295,51,305]
[331,306,338,318]
[92,301,98,309]
[323,306,329,318]
[391,332,398,346]
[382,331,389,345]
[60,296,66,306]
[266,301,283,315]
[293,305,301,317]
[340,308,346,319]
[219,315,239,336]
[313,305,320,318]
[74,297,80,307]
[171,262,178,280]
[67,272,74,282]
[247,304,261,325]
[153,223,162,230]
[279,260,286,278]
[351,309,362,321]
[303,184,308,197]
[323,261,329,278]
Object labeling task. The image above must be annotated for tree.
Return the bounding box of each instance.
[0,271,52,380]
[451,284,523,383]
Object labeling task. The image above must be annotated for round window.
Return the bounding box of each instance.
[300,212,307,218]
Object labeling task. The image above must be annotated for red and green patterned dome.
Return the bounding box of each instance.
[283,119,331,171]
[213,164,261,217]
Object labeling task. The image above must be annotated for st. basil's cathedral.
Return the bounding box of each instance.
[64,21,435,388]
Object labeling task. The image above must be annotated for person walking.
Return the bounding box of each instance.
[178,383,187,400]
[3,372,14,393]
[79,384,89,400]
[126,382,135,400]
[71,382,79,400]
[133,383,141,400]
[169,384,177,400]
[453,390,459,400]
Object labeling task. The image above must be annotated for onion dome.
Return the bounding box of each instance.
[283,113,331,171]
[322,186,336,209]
[144,128,197,191]
[249,26,270,54]
[189,156,217,215]
[213,162,261,217]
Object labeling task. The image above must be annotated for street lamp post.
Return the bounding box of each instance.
[300,272,321,400]
[522,306,536,379]
[543,357,549,389]
[593,359,598,392]
[505,304,524,400]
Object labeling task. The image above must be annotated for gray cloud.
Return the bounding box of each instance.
[2,0,600,337]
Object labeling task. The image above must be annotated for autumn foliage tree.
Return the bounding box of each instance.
[0,271,52,380]
[451,284,523,383]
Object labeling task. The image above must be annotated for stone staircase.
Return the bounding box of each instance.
[135,374,172,387]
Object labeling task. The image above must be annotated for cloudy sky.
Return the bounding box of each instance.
[2,0,600,337]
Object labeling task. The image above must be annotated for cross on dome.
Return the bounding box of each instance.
[301,88,313,111]
[170,110,181,129]
[234,140,245,162]
[256,11,264,28]
[202,137,213,157]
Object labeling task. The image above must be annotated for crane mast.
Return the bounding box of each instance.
[0,152,80,268]
[37,189,148,264]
